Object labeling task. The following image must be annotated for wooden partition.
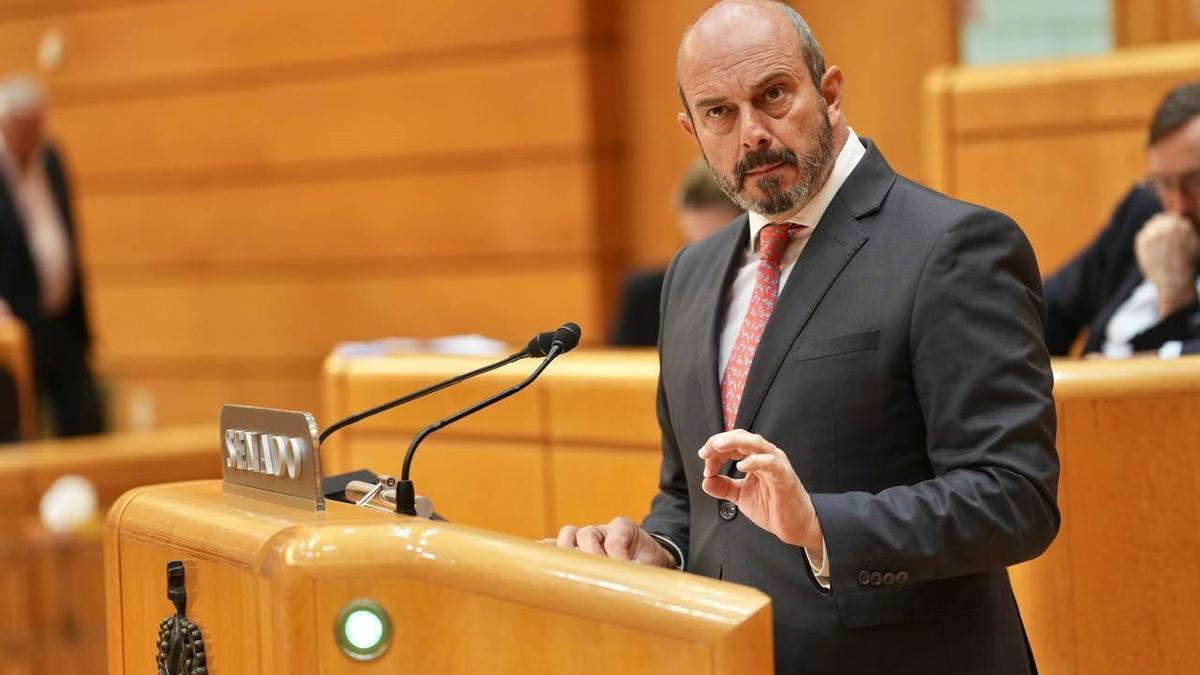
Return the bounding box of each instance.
[327,349,1200,673]
[923,42,1200,273]
[106,480,773,674]
[0,426,217,674]
[1009,356,1200,675]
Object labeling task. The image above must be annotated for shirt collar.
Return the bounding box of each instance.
[746,127,865,252]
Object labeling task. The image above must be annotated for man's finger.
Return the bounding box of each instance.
[699,430,779,477]
[701,474,742,501]
[576,525,606,555]
[602,524,633,560]
[556,525,579,548]
[735,453,792,484]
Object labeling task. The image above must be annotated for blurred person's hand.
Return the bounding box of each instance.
[546,516,676,568]
[1136,213,1200,317]
[0,297,11,323]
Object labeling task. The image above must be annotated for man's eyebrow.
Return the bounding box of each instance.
[693,94,728,109]
[751,70,793,91]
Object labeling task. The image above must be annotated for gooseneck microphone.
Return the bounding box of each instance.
[395,322,580,516]
[317,328,561,446]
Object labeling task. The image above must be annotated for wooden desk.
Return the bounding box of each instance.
[0,426,218,675]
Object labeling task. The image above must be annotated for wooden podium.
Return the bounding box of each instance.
[105,480,773,674]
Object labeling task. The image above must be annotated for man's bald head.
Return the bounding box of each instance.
[677,0,825,118]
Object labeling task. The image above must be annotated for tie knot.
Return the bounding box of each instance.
[758,223,798,266]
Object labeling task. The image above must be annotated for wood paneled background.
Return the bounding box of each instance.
[0,1,959,429]
[1113,0,1200,46]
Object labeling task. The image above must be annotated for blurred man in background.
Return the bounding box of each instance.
[1045,82,1200,357]
[0,76,103,438]
[610,158,741,346]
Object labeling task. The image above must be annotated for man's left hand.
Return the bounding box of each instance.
[698,429,823,552]
[1135,212,1200,317]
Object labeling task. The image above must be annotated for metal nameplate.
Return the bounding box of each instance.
[219,404,325,511]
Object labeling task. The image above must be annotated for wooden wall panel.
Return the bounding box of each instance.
[1113,0,1200,47]
[0,0,582,90]
[78,160,595,268]
[53,51,591,180]
[923,43,1200,274]
[92,266,599,361]
[0,0,611,428]
[105,372,316,432]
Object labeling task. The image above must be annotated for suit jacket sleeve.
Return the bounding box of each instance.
[809,210,1060,589]
[641,250,690,557]
[1043,186,1155,355]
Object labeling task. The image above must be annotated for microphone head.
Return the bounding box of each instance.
[551,322,582,354]
[525,331,556,357]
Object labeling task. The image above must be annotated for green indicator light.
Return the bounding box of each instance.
[334,599,393,661]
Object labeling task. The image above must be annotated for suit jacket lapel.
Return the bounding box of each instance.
[732,139,894,432]
[731,198,868,431]
[692,216,749,440]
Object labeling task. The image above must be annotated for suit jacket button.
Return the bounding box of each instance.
[869,572,883,587]
[883,572,896,586]
[857,570,871,586]
[718,501,738,521]
[896,570,910,584]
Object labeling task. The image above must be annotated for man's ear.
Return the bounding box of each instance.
[820,66,845,126]
[678,111,696,140]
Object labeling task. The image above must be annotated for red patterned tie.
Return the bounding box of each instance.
[721,223,801,430]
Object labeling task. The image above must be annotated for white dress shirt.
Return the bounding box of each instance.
[1102,277,1200,359]
[712,129,866,588]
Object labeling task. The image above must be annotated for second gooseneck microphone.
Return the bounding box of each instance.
[394,322,581,516]
[317,328,563,446]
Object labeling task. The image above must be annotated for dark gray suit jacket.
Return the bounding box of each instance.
[642,141,1059,675]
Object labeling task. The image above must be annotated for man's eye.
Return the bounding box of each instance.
[705,107,726,119]
[765,86,784,100]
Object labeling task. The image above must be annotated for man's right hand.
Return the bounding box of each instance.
[549,516,677,568]
[1135,212,1200,317]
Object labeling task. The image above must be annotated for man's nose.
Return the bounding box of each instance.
[739,107,773,151]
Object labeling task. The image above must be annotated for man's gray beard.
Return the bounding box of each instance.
[715,115,836,216]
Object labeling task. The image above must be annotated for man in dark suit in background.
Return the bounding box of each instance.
[552,2,1059,673]
[1045,82,1200,357]
[0,76,103,439]
[610,159,741,346]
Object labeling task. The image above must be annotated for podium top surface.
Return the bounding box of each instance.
[108,480,771,644]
